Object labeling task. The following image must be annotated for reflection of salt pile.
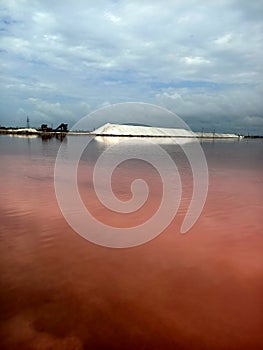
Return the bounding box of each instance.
[93,123,241,139]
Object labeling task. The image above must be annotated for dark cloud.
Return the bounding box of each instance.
[231,0,263,22]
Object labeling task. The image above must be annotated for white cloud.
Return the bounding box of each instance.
[214,33,233,45]
[32,11,55,25]
[28,98,71,118]
[104,12,122,24]
[183,56,211,65]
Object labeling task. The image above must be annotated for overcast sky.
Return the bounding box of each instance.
[1,0,263,133]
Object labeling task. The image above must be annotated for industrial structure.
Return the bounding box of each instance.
[40,123,68,133]
[0,122,68,137]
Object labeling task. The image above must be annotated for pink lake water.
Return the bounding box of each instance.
[0,135,262,349]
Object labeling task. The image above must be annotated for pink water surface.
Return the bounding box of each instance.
[0,136,262,349]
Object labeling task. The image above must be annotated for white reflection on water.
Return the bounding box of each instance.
[94,135,197,146]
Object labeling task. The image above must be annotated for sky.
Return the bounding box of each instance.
[0,0,263,134]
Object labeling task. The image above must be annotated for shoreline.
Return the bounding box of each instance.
[1,128,261,138]
[0,128,248,139]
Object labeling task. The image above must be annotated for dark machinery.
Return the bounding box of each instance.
[40,123,68,132]
[54,123,68,132]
